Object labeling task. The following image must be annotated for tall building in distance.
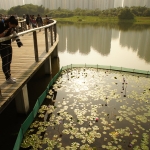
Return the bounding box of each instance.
[114,0,123,8]
[42,0,115,10]
[123,0,150,7]
[0,0,23,10]
[0,0,43,10]
[0,0,150,10]
[42,0,150,10]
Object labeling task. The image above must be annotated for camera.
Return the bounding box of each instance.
[13,30,23,47]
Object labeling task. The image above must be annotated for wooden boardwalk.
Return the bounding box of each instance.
[0,29,59,112]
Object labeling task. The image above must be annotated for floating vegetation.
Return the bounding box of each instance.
[21,68,150,149]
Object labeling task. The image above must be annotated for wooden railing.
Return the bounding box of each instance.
[0,19,57,61]
[0,19,57,97]
[18,19,27,32]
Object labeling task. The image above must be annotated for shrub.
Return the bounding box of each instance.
[118,9,134,20]
[78,19,82,22]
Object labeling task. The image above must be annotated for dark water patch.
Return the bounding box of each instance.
[0,58,60,150]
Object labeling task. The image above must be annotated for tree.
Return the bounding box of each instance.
[118,8,134,20]
[37,5,45,15]
[0,9,7,15]
[8,7,16,15]
[143,9,150,16]
[93,9,101,16]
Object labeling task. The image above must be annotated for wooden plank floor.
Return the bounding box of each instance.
[0,29,59,112]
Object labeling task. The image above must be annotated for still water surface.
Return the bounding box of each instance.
[57,23,150,71]
[21,68,150,149]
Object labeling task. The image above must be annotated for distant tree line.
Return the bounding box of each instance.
[0,4,46,17]
[0,4,150,19]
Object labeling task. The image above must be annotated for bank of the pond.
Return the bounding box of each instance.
[55,16,150,25]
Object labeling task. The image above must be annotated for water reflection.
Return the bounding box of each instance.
[120,29,150,63]
[58,24,112,56]
[112,29,119,40]
[57,23,150,69]
[91,26,111,56]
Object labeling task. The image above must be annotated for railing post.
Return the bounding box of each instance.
[44,56,52,75]
[45,28,49,52]
[54,24,57,41]
[18,19,27,32]
[33,31,39,62]
[21,22,24,32]
[50,26,53,46]
[52,45,58,58]
[15,84,30,114]
[24,21,27,30]
[0,87,2,97]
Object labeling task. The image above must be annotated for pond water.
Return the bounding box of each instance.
[57,23,150,71]
[21,68,150,150]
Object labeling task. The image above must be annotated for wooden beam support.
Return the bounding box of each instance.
[15,84,30,114]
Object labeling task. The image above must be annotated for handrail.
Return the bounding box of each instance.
[18,19,26,23]
[0,19,57,42]
[0,19,57,61]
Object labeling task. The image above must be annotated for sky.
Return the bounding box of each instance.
[0,0,150,10]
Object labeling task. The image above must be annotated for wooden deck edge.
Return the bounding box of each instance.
[0,35,59,113]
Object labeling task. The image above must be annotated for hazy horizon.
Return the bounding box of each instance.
[0,0,150,10]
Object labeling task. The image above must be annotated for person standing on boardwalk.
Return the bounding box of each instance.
[0,16,23,84]
[31,15,37,28]
[44,15,50,25]
[25,14,30,30]
[36,14,43,31]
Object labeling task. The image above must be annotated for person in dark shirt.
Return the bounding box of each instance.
[0,16,23,84]
[25,14,30,30]
[36,14,43,31]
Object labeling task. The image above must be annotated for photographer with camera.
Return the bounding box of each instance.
[0,16,23,84]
